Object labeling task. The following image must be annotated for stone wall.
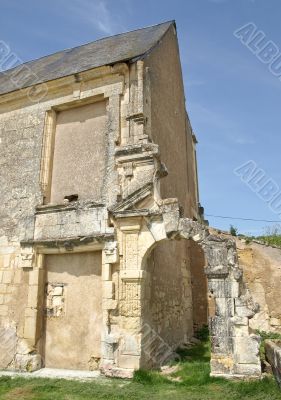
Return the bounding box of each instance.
[0,65,126,371]
[144,24,199,219]
[143,239,193,367]
[237,241,281,333]
[190,240,208,331]
[140,24,200,357]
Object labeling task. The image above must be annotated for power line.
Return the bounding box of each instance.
[205,214,281,223]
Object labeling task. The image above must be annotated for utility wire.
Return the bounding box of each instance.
[205,214,281,223]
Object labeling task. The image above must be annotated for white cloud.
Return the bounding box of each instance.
[67,0,127,36]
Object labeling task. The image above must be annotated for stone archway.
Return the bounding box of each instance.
[112,199,262,378]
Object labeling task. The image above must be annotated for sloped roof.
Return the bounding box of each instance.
[0,21,174,96]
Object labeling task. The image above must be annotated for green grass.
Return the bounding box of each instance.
[240,232,281,248]
[0,340,280,400]
[255,235,281,248]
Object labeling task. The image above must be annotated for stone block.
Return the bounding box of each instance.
[2,270,13,284]
[149,219,167,242]
[4,294,12,304]
[209,316,229,337]
[25,307,37,318]
[233,363,261,377]
[102,299,117,310]
[210,356,234,375]
[23,316,37,340]
[17,338,35,355]
[104,242,119,264]
[120,270,146,280]
[230,315,248,326]
[163,210,179,235]
[0,305,8,316]
[15,353,42,372]
[233,335,260,364]
[231,323,249,337]
[102,264,111,281]
[0,283,7,294]
[103,281,114,299]
[52,295,62,307]
[118,354,140,369]
[235,304,255,318]
[13,269,22,284]
[53,286,63,296]
[3,255,10,268]
[210,335,232,354]
[215,298,234,317]
[27,285,38,308]
[102,342,115,360]
[205,246,228,267]
[0,325,17,369]
[29,269,39,286]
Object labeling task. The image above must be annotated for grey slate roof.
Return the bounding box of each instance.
[0,21,174,96]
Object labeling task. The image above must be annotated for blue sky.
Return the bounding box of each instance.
[1,0,280,235]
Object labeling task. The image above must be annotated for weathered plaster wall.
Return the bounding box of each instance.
[237,241,281,333]
[190,240,208,331]
[143,25,198,219]
[43,252,102,370]
[142,25,200,354]
[50,101,107,203]
[144,239,193,361]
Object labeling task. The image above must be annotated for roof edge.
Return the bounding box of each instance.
[0,20,175,77]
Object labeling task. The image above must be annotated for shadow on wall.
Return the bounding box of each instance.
[190,241,208,332]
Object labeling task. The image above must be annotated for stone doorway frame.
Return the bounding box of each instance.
[111,198,262,378]
[19,238,119,372]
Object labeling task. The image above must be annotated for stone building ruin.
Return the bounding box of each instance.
[0,21,263,378]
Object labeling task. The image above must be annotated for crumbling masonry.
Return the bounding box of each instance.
[0,21,261,378]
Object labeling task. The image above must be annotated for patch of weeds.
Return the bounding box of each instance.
[256,330,281,361]
[194,325,209,342]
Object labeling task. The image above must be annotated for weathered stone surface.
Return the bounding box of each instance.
[233,335,260,364]
[0,325,17,369]
[237,241,281,333]
[265,340,281,387]
[0,22,262,381]
[14,353,42,372]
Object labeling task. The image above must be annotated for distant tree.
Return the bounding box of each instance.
[230,225,238,236]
